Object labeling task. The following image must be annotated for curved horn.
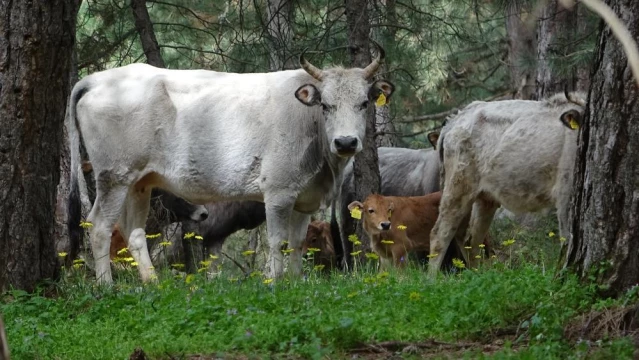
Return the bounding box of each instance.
[362,40,385,79]
[300,48,323,81]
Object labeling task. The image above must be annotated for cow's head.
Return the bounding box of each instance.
[302,220,335,257]
[295,45,395,157]
[348,194,394,235]
[150,189,209,223]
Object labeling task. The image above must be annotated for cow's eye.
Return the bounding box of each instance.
[359,101,369,110]
[368,209,375,214]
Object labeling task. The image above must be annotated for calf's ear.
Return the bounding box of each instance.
[368,80,395,105]
[560,109,582,130]
[348,201,364,211]
[295,84,321,106]
[427,132,440,150]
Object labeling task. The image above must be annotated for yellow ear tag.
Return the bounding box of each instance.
[569,118,579,130]
[375,93,387,107]
[350,208,362,220]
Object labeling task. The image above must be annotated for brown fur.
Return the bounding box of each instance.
[349,192,443,268]
[110,224,131,260]
[302,220,336,271]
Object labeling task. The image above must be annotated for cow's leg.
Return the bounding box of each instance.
[393,249,408,269]
[287,211,311,276]
[428,191,474,277]
[117,187,155,281]
[87,177,130,284]
[466,198,499,268]
[264,196,295,279]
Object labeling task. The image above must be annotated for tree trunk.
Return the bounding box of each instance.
[0,0,79,292]
[374,0,397,147]
[505,1,537,99]
[564,0,639,298]
[131,0,165,68]
[265,0,295,71]
[342,0,380,268]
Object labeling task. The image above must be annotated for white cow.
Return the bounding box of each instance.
[67,49,395,283]
[428,92,585,275]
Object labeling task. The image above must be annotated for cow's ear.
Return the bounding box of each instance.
[295,84,321,106]
[388,201,395,211]
[348,201,364,211]
[427,132,440,150]
[560,109,582,130]
[368,80,395,105]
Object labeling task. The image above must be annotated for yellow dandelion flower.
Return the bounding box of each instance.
[559,237,567,243]
[464,246,472,250]
[145,233,161,239]
[73,258,85,264]
[79,221,93,229]
[123,257,134,262]
[381,240,394,244]
[409,292,421,301]
[242,250,256,256]
[171,263,185,269]
[548,231,556,238]
[348,234,359,243]
[427,253,439,258]
[365,252,379,260]
[185,274,195,284]
[183,232,195,239]
[347,291,358,298]
[73,263,83,269]
[282,240,289,245]
[350,250,362,256]
[313,264,325,271]
[478,244,486,248]
[350,207,362,220]
[250,271,262,278]
[353,240,362,246]
[263,278,274,285]
[159,241,172,247]
[452,258,465,269]
[281,248,294,254]
[58,252,67,258]
[131,262,138,267]
[197,267,208,273]
[209,254,219,259]
[475,255,481,259]
[306,248,320,253]
[397,225,407,230]
[117,247,129,255]
[199,260,212,267]
[195,235,203,240]
[502,239,516,246]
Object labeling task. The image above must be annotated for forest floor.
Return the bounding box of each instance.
[2,216,638,359]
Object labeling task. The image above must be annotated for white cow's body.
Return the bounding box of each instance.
[68,57,394,283]
[427,93,585,274]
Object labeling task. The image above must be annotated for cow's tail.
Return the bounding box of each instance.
[67,82,90,263]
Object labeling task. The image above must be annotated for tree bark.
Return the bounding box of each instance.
[131,0,165,68]
[342,0,380,268]
[505,1,537,99]
[265,0,295,71]
[564,0,639,298]
[374,0,397,147]
[0,0,79,292]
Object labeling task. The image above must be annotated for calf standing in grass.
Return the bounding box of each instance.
[302,220,336,272]
[348,192,446,268]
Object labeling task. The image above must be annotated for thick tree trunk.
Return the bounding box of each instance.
[341,0,380,268]
[564,0,639,298]
[265,0,295,71]
[505,1,537,99]
[131,0,165,68]
[0,0,79,292]
[374,0,397,147]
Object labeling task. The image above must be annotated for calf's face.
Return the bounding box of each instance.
[348,194,394,235]
[302,221,335,257]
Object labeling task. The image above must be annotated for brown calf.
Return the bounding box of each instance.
[348,192,444,268]
[302,220,336,271]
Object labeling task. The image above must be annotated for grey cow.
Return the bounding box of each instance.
[67,47,394,283]
[428,92,585,275]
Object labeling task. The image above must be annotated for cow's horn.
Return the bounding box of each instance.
[300,49,323,81]
[362,40,385,79]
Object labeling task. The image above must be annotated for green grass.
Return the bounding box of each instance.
[1,217,637,359]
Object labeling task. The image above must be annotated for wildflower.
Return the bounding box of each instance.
[73,263,83,269]
[73,258,85,264]
[117,247,129,255]
[350,207,362,220]
[209,254,219,259]
[250,271,262,278]
[348,234,359,243]
[159,241,172,247]
[79,221,93,229]
[195,235,203,240]
[478,244,486,248]
[381,240,394,244]
[306,248,320,253]
[185,274,195,284]
[242,250,256,256]
[172,263,185,269]
[123,257,134,262]
[313,264,325,271]
[350,250,362,256]
[365,252,379,260]
[559,236,567,243]
[281,248,294,254]
[491,255,497,259]
[197,267,207,273]
[464,246,472,250]
[282,240,289,245]
[475,255,481,259]
[427,253,439,258]
[352,240,362,246]
[131,262,139,267]
[183,232,195,239]
[502,239,516,246]
[409,292,421,301]
[58,252,67,258]
[397,225,407,231]
[347,291,358,298]
[263,278,274,285]
[452,258,465,269]
[548,231,556,238]
[199,260,212,267]
[145,233,161,239]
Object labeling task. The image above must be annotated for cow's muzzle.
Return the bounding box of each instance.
[334,136,359,156]
[191,207,209,222]
[380,221,391,230]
